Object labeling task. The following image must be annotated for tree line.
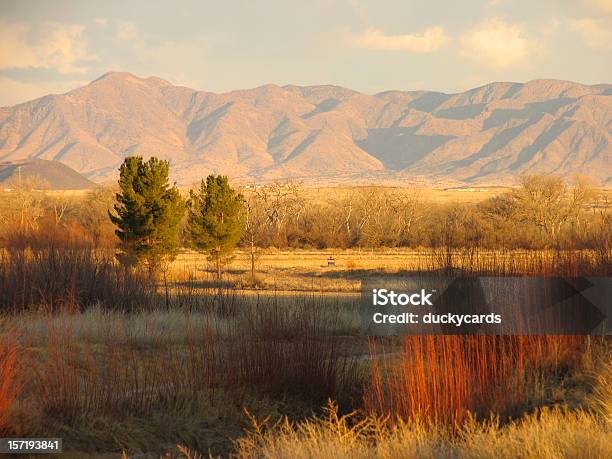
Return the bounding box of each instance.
[1,156,610,277]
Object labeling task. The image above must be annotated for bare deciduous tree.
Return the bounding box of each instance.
[243,192,268,278]
[255,181,304,245]
[512,175,568,244]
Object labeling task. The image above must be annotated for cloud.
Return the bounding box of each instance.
[460,18,533,68]
[569,18,612,50]
[583,0,612,13]
[348,26,450,53]
[0,22,38,69]
[541,17,562,38]
[0,20,95,74]
[117,22,140,42]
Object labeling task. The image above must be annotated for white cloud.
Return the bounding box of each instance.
[0,20,95,74]
[569,18,612,50]
[348,26,450,53]
[460,18,533,68]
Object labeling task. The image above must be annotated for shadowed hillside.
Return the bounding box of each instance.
[0,159,96,190]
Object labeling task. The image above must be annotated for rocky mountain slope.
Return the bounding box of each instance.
[0,72,609,186]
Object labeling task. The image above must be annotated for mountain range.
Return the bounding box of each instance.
[0,72,610,186]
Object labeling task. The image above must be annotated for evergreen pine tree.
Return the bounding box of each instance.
[109,156,185,273]
[186,175,245,278]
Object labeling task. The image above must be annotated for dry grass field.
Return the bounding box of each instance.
[170,247,606,292]
[171,248,426,292]
[1,246,608,457]
[0,182,610,458]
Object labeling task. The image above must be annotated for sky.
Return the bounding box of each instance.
[0,0,611,106]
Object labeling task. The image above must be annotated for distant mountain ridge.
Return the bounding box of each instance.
[0,72,610,186]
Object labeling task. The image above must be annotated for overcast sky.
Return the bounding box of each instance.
[0,0,611,106]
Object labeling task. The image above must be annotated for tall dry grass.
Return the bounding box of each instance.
[224,298,360,401]
[592,361,612,424]
[427,247,611,276]
[24,297,360,426]
[231,401,612,459]
[0,247,157,312]
[31,319,181,422]
[366,336,584,427]
[362,245,605,428]
[2,242,609,455]
[233,354,612,459]
[0,330,21,434]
